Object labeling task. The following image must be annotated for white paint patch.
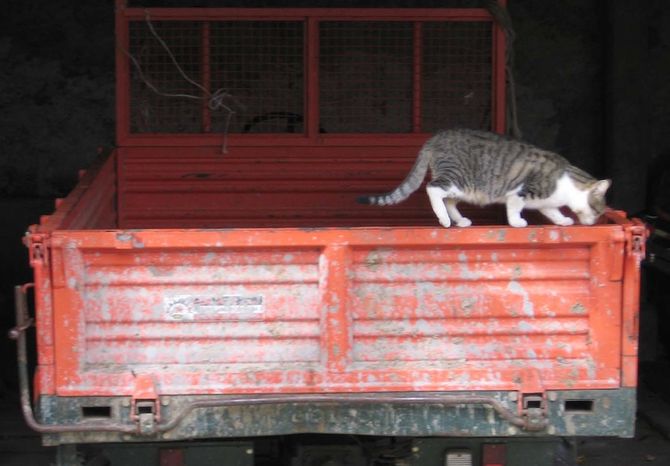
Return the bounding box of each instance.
[506,281,534,316]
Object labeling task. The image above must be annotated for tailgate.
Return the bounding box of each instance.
[47,221,638,396]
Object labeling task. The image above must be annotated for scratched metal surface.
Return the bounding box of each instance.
[34,214,637,397]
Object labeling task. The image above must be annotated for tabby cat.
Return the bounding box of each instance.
[357,129,610,228]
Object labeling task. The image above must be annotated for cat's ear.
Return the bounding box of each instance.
[592,179,611,197]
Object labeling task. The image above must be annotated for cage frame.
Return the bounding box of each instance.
[114,0,507,147]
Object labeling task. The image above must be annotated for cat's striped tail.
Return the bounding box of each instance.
[356,147,432,206]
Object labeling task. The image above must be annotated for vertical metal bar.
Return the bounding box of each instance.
[492,0,507,133]
[53,245,86,392]
[306,17,320,140]
[32,248,55,394]
[621,222,646,387]
[201,21,212,133]
[116,148,125,228]
[115,0,131,145]
[412,21,423,133]
[320,245,352,374]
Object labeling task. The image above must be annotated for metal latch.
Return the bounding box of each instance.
[521,393,548,431]
[631,233,645,255]
[131,374,160,435]
[134,400,159,435]
[627,221,648,258]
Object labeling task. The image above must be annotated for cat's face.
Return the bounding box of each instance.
[572,179,611,225]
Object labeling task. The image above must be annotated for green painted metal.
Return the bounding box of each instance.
[39,389,635,446]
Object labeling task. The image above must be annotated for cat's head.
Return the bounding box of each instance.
[572,179,611,225]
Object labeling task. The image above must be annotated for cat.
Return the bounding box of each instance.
[357,129,610,228]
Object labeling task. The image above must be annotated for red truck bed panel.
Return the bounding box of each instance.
[35,179,640,397]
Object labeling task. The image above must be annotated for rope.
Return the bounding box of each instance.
[119,11,243,153]
[485,0,522,140]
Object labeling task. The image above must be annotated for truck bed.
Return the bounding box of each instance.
[24,145,646,442]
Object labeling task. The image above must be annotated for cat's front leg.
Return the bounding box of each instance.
[505,193,528,228]
[540,207,574,226]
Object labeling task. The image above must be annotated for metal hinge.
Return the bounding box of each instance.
[24,233,48,266]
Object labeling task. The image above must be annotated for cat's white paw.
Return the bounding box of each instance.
[555,217,574,226]
[456,218,472,227]
[509,218,528,228]
[438,217,451,228]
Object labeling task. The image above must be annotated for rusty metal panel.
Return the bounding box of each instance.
[349,245,601,370]
[81,248,323,367]
[37,388,635,444]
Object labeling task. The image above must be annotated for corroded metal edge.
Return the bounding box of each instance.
[38,388,634,446]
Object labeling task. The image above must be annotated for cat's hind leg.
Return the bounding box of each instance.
[426,183,458,228]
[446,199,472,227]
[540,207,574,226]
[504,193,528,228]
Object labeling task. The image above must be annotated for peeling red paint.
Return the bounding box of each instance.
[24,208,644,398]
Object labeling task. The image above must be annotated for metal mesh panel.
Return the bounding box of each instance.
[129,20,303,133]
[129,21,203,133]
[126,17,493,135]
[210,21,304,134]
[319,22,414,133]
[421,21,493,132]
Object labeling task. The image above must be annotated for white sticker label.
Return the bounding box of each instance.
[164,295,264,321]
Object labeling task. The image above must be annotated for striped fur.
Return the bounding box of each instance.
[357,129,611,227]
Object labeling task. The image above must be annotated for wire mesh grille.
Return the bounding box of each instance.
[129,21,203,133]
[129,20,303,134]
[126,17,494,135]
[319,22,414,133]
[210,21,304,134]
[421,21,493,132]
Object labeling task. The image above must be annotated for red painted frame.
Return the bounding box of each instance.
[114,0,507,147]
